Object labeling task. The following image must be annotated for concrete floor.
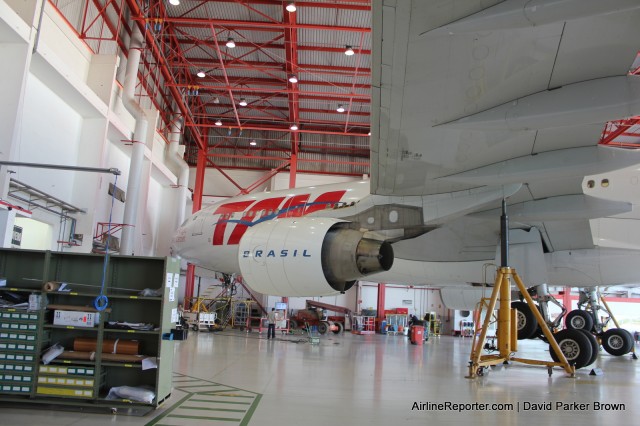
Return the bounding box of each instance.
[2,330,639,425]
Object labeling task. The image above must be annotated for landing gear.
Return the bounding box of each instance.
[565,310,594,332]
[520,286,635,360]
[576,329,599,368]
[567,288,634,357]
[511,301,537,339]
[601,328,634,356]
[549,329,594,369]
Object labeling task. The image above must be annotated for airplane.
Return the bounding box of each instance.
[172,0,640,369]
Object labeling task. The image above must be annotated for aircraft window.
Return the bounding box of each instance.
[587,180,595,189]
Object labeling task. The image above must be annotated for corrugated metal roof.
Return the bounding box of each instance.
[49,0,372,179]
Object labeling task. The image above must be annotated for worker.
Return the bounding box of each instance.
[267,308,278,340]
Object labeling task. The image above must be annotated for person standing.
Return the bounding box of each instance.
[267,308,278,339]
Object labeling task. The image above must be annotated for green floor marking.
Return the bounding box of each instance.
[179,406,246,413]
[200,392,254,398]
[189,399,251,405]
[167,414,240,422]
[145,373,262,426]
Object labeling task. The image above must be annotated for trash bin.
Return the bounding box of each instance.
[381,320,387,334]
[410,320,424,345]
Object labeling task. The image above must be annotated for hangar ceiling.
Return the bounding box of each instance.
[49,0,640,193]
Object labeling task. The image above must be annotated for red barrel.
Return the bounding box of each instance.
[411,325,424,345]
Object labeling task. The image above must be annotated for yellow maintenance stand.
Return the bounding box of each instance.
[467,200,575,378]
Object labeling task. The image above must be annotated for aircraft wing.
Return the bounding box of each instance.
[370,0,640,252]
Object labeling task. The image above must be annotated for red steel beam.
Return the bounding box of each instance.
[169,59,371,76]
[193,76,370,89]
[193,122,369,136]
[125,0,206,151]
[193,164,367,177]
[208,23,242,128]
[204,144,369,156]
[189,0,371,11]
[169,84,370,99]
[344,32,367,133]
[165,38,371,55]
[206,152,369,167]
[195,106,370,117]
[134,17,370,33]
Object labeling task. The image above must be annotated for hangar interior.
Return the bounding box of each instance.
[0,0,640,425]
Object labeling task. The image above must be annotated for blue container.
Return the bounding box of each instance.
[381,320,387,334]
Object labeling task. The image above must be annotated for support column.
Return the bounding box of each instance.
[192,148,207,212]
[185,131,208,309]
[563,286,572,312]
[289,151,298,189]
[0,42,33,199]
[376,283,386,332]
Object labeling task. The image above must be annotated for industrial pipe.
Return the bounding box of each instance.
[167,117,190,229]
[120,25,149,256]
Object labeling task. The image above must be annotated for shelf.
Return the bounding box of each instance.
[100,362,144,369]
[0,287,41,293]
[0,249,178,411]
[95,396,154,406]
[44,291,99,298]
[105,295,162,301]
[44,325,100,332]
[103,329,159,335]
[48,359,96,366]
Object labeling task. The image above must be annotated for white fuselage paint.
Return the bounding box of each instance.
[172,180,640,291]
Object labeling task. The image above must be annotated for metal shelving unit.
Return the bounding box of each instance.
[0,248,179,414]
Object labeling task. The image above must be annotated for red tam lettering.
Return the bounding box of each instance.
[211,201,253,246]
[303,190,347,215]
[277,194,310,218]
[227,197,286,245]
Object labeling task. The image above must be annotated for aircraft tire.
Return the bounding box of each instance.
[332,322,344,334]
[575,329,599,367]
[565,310,594,332]
[601,328,633,356]
[549,329,593,369]
[512,301,538,340]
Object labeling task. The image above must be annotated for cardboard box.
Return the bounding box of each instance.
[53,310,99,328]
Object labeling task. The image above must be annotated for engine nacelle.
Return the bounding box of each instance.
[238,217,393,296]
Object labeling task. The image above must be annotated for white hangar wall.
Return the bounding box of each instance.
[1,1,184,257]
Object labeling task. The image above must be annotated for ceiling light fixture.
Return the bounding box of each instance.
[290,124,298,131]
[213,97,220,104]
[239,98,248,107]
[345,45,355,56]
[368,131,371,136]
[249,140,257,146]
[169,0,180,5]
[336,104,345,113]
[196,70,206,78]
[215,119,222,126]
[288,74,298,83]
[286,2,297,12]
[226,38,236,48]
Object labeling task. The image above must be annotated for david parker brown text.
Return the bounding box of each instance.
[412,401,626,412]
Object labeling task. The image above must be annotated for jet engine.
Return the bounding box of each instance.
[237,217,393,296]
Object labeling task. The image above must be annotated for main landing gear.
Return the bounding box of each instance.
[512,286,636,367]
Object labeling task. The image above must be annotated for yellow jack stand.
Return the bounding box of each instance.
[467,267,575,378]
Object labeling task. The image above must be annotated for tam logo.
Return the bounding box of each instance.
[212,190,346,246]
[242,249,312,258]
